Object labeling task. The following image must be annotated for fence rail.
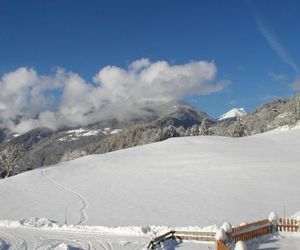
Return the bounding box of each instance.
[232,219,269,233]
[147,230,176,249]
[147,230,215,249]
[174,230,215,237]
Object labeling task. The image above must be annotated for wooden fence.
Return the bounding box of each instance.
[216,220,272,250]
[147,230,215,249]
[216,240,230,250]
[147,230,176,249]
[232,219,269,233]
[278,218,299,232]
[147,218,299,249]
[216,218,299,250]
[232,223,272,242]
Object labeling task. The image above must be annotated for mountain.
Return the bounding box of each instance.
[213,94,300,137]
[0,102,213,177]
[1,94,300,178]
[0,128,7,144]
[219,108,246,121]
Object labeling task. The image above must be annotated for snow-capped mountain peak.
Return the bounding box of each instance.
[219,108,246,121]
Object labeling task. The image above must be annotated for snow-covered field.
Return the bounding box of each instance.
[0,129,300,249]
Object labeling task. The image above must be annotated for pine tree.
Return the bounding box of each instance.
[190,124,200,136]
[161,125,178,140]
[200,120,210,135]
[232,118,246,137]
[294,96,300,119]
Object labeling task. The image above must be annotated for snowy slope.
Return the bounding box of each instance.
[0,130,300,249]
[219,107,246,120]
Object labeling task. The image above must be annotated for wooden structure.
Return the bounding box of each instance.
[216,240,230,250]
[232,223,272,242]
[147,218,300,249]
[216,220,272,250]
[147,230,176,249]
[147,230,215,249]
[278,218,299,232]
[232,219,269,234]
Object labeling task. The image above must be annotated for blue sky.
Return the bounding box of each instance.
[0,0,299,120]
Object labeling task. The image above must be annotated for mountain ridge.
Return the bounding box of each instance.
[1,94,300,178]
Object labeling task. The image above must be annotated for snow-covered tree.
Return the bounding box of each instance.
[294,96,300,119]
[232,118,246,137]
[176,126,186,136]
[161,125,178,140]
[190,124,200,136]
[200,120,210,135]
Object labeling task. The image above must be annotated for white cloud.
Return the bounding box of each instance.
[129,58,151,72]
[0,59,227,133]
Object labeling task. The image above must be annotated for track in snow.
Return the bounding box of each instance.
[41,168,89,225]
[0,230,30,250]
[0,227,151,250]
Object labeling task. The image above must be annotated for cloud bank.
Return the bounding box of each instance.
[0,59,226,133]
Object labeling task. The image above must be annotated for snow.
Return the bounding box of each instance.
[110,129,123,135]
[235,241,247,250]
[64,128,87,134]
[0,220,215,249]
[268,212,279,222]
[219,107,246,120]
[0,218,216,238]
[266,120,300,134]
[82,130,100,136]
[57,127,122,141]
[221,221,232,233]
[215,229,227,241]
[291,211,300,220]
[1,129,300,249]
[256,233,300,249]
[52,243,69,250]
[0,239,9,250]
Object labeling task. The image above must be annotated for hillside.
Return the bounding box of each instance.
[1,130,300,222]
[0,130,300,248]
[0,102,213,177]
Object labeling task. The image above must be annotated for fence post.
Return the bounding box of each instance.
[64,207,67,225]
